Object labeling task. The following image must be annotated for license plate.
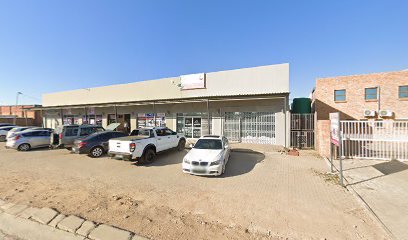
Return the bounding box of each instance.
[116,155,123,159]
[192,167,206,173]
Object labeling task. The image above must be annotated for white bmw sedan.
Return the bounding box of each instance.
[182,135,231,176]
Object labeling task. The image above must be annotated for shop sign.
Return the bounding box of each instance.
[330,112,340,146]
[185,118,192,127]
[180,73,206,90]
[193,118,201,127]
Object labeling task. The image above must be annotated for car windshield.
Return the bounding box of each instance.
[193,139,223,150]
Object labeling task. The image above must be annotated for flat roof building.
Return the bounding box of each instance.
[40,63,290,146]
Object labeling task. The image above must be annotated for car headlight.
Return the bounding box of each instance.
[183,158,190,164]
[210,159,221,166]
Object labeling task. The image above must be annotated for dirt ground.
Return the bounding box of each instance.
[0,143,389,240]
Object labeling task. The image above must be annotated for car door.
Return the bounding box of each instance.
[164,128,178,148]
[223,137,230,163]
[155,129,167,151]
[38,130,51,146]
[63,126,79,145]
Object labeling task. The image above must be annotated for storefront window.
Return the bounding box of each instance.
[176,113,211,138]
[137,113,166,128]
[63,115,80,125]
[83,115,103,126]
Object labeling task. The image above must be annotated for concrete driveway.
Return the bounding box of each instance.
[335,158,408,240]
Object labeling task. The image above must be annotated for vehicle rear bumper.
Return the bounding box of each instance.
[71,147,88,154]
[5,141,17,149]
[108,151,133,160]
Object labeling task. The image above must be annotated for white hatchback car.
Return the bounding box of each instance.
[182,135,231,176]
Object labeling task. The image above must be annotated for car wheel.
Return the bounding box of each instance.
[177,139,186,151]
[18,143,31,151]
[90,146,104,158]
[141,148,156,164]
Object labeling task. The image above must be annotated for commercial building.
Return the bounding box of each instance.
[39,64,290,146]
[313,69,408,157]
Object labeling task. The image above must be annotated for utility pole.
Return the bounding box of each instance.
[14,92,22,125]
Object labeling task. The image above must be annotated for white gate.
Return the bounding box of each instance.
[340,121,408,161]
[224,112,276,144]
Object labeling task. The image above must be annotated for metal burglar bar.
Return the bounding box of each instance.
[290,113,315,149]
[340,120,408,161]
[224,112,276,144]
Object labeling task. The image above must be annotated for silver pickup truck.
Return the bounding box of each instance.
[108,127,186,163]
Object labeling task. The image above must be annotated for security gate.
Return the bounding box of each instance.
[224,112,276,144]
[340,120,408,161]
[290,113,314,149]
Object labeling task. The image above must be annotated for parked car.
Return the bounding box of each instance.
[108,127,186,163]
[0,123,15,127]
[6,129,52,151]
[182,135,231,176]
[72,131,128,158]
[0,126,18,142]
[6,126,37,140]
[50,124,114,149]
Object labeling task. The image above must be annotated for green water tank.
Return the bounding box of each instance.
[291,98,311,114]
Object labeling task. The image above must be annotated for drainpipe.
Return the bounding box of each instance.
[114,105,118,123]
[60,109,64,126]
[284,96,288,148]
[377,86,381,118]
[153,102,156,127]
[207,99,210,134]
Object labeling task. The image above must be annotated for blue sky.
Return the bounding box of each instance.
[0,0,407,105]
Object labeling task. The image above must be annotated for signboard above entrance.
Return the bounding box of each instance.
[180,73,206,90]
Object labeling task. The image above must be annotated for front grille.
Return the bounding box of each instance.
[192,161,209,166]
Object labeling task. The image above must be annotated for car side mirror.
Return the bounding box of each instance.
[224,145,229,149]
[189,143,194,148]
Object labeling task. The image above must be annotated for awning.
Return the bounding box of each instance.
[28,92,289,110]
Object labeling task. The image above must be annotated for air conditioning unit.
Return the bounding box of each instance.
[379,110,393,117]
[363,109,376,117]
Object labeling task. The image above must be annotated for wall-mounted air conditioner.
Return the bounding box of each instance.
[379,110,393,117]
[363,109,376,117]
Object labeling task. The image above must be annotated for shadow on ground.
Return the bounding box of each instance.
[221,150,265,178]
[372,160,408,175]
[347,160,408,186]
[133,148,265,177]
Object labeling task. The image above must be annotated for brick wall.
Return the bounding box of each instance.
[315,70,408,121]
[314,70,408,157]
[0,105,42,126]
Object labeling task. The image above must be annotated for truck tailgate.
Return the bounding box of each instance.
[109,139,131,153]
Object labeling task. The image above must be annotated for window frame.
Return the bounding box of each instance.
[365,87,378,101]
[399,85,408,99]
[334,89,347,102]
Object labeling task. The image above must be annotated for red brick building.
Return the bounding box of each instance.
[0,105,43,126]
[313,70,408,157]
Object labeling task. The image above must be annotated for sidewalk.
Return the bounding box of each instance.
[0,199,147,240]
[334,158,408,240]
